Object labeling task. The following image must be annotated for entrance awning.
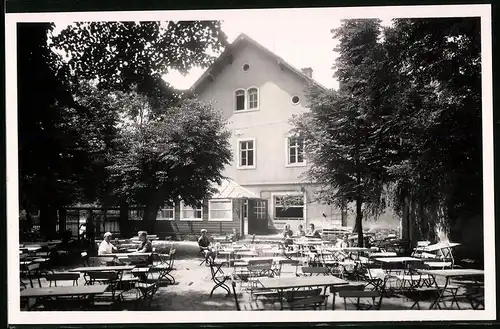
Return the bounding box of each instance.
[211,178,259,199]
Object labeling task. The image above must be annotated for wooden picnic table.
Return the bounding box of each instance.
[417,269,484,309]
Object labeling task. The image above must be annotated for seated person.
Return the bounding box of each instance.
[136,231,153,253]
[340,234,350,248]
[297,224,306,237]
[134,231,153,266]
[306,223,321,239]
[198,229,215,263]
[98,232,118,255]
[229,228,240,242]
[281,224,294,250]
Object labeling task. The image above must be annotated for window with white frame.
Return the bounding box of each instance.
[274,195,304,220]
[287,136,305,165]
[247,88,258,109]
[238,139,255,168]
[157,203,175,220]
[255,201,266,220]
[180,201,203,221]
[209,199,233,221]
[235,89,245,111]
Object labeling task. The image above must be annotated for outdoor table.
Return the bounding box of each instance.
[417,269,484,310]
[374,257,421,263]
[369,252,397,258]
[375,257,422,274]
[424,261,453,269]
[423,242,461,252]
[234,257,287,269]
[20,246,42,253]
[70,265,135,284]
[20,284,109,311]
[257,275,348,310]
[70,265,135,273]
[342,247,372,261]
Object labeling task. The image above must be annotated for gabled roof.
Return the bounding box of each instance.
[190,33,328,94]
[211,178,260,199]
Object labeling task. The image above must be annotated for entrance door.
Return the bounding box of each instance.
[247,199,268,235]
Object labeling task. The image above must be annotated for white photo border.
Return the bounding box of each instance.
[6,4,495,324]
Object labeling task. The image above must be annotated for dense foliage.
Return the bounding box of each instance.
[107,91,232,221]
[292,18,482,246]
[18,21,230,237]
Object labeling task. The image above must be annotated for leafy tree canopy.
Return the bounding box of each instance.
[51,21,227,109]
[106,91,232,220]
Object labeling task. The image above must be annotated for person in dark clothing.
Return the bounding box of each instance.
[85,211,95,251]
[230,228,240,242]
[198,229,215,263]
[136,231,153,253]
[306,223,321,239]
[135,231,153,268]
[280,224,294,250]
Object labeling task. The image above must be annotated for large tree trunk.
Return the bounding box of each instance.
[401,190,410,242]
[119,200,129,238]
[39,204,58,240]
[355,196,363,247]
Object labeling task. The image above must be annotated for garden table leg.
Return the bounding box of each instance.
[429,275,447,310]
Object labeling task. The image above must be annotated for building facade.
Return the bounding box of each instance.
[191,34,346,234]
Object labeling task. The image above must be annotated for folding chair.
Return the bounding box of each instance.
[208,259,231,297]
[87,271,122,309]
[282,288,328,310]
[45,272,80,287]
[231,279,266,311]
[301,266,330,276]
[277,259,300,277]
[330,283,365,310]
[339,290,384,310]
[398,262,455,310]
[150,249,176,285]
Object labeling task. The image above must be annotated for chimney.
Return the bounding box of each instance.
[301,67,313,79]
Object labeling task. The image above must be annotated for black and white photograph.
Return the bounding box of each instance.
[5,4,495,325]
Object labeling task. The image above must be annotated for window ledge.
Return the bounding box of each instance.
[156,218,175,221]
[179,218,204,221]
[285,162,307,168]
[234,108,260,113]
[208,219,234,222]
[237,165,256,170]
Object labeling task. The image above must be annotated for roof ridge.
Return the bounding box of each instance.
[190,32,328,93]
